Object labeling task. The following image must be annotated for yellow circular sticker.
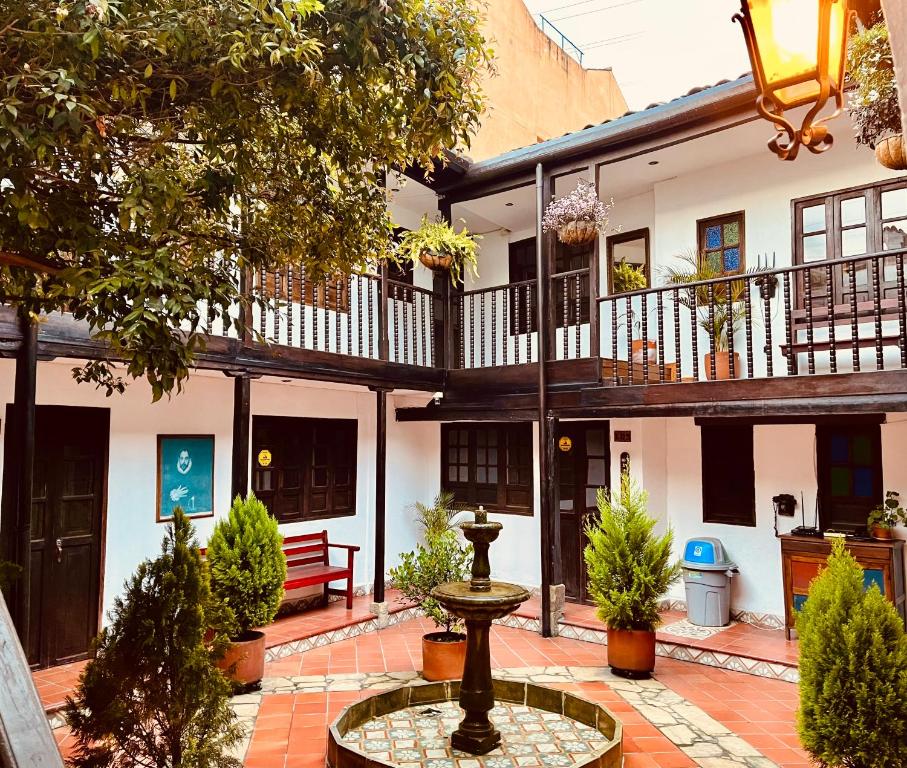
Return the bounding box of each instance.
[558,436,573,452]
[257,449,272,468]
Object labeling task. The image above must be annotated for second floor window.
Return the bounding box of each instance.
[697,212,745,276]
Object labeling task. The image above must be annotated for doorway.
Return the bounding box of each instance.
[28,406,108,667]
[557,421,610,604]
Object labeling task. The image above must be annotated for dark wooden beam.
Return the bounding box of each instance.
[373,388,388,602]
[694,414,888,427]
[231,375,252,500]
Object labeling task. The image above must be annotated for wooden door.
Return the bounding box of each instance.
[29,406,108,667]
[557,422,610,604]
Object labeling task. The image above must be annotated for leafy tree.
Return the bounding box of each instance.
[207,493,287,638]
[797,538,907,768]
[65,509,241,768]
[0,0,490,399]
[584,473,680,632]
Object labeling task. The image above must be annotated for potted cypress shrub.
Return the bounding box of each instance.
[584,473,680,678]
[847,20,906,171]
[542,180,613,246]
[397,216,480,287]
[390,493,472,681]
[207,493,287,687]
[66,509,242,767]
[797,539,907,766]
[867,491,906,540]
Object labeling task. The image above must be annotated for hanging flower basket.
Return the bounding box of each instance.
[542,180,613,247]
[557,220,598,247]
[418,250,453,271]
[875,134,907,170]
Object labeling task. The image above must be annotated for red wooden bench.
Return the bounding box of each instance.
[282,531,360,610]
[200,530,360,610]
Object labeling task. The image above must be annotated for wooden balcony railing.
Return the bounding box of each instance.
[596,246,907,386]
[453,279,538,368]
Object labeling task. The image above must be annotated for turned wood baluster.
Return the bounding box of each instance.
[783,272,796,375]
[707,283,717,381]
[323,281,329,353]
[656,291,665,383]
[429,290,436,366]
[300,265,307,349]
[848,261,860,372]
[690,287,699,381]
[514,288,521,365]
[313,281,320,351]
[334,278,342,354]
[525,284,531,363]
[611,299,619,385]
[762,276,774,377]
[469,294,475,369]
[394,284,401,363]
[726,279,736,379]
[575,274,581,360]
[503,288,509,365]
[480,292,486,367]
[804,268,816,375]
[673,287,682,383]
[825,263,837,374]
[562,276,568,360]
[367,275,374,358]
[459,294,465,368]
[347,275,353,356]
[743,277,753,379]
[640,293,649,384]
[259,266,266,337]
[419,291,426,367]
[287,266,295,347]
[274,270,281,342]
[403,286,410,364]
[628,295,636,384]
[491,291,497,367]
[898,253,907,369]
[872,257,884,371]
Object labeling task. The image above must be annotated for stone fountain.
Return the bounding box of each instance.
[430,506,531,755]
[326,507,623,768]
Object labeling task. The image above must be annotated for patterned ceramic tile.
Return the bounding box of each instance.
[342,701,614,767]
[659,618,737,640]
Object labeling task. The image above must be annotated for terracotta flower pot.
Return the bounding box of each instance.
[607,627,656,679]
[217,630,266,686]
[875,134,907,171]
[704,351,741,381]
[421,631,466,681]
[872,524,893,540]
[557,220,598,247]
[419,250,453,271]
[631,339,657,365]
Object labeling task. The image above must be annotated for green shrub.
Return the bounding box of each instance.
[797,538,907,767]
[207,493,287,637]
[584,473,680,632]
[390,526,472,635]
[847,20,902,148]
[66,509,241,768]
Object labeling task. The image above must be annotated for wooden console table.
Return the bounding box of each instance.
[780,534,906,640]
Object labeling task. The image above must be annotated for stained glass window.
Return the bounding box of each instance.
[817,425,881,533]
[698,212,745,277]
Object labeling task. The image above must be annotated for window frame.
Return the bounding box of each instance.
[606,227,651,296]
[441,422,534,516]
[696,211,746,277]
[252,415,358,524]
[700,424,756,527]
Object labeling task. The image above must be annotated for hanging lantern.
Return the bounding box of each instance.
[734,0,854,160]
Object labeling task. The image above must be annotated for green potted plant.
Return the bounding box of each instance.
[207,493,287,687]
[847,19,905,171]
[390,493,472,681]
[397,216,480,286]
[867,491,906,540]
[542,180,613,246]
[66,509,242,767]
[584,473,680,678]
[662,250,750,380]
[797,538,907,766]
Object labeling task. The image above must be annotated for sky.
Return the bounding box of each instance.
[522,0,754,111]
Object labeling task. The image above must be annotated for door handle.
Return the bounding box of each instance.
[55,538,63,564]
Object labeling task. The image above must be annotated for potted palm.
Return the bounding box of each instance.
[207,493,287,687]
[662,251,749,380]
[542,180,614,247]
[584,473,680,678]
[397,216,480,286]
[867,491,906,540]
[390,493,472,681]
[847,20,905,170]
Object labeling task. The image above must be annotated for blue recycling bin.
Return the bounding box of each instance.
[681,538,738,627]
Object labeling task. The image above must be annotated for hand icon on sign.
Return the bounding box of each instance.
[169,485,189,503]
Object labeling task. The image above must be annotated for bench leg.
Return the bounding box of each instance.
[323,583,330,607]
[346,577,354,610]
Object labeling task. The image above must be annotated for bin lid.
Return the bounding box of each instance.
[681,537,737,571]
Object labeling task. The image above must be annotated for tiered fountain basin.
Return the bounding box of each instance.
[326,678,623,768]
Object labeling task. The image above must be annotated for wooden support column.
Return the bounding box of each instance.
[231,375,252,500]
[372,387,389,603]
[590,164,602,357]
[0,316,37,646]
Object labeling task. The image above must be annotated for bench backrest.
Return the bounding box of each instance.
[282,531,329,569]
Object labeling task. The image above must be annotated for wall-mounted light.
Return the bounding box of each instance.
[734,0,853,161]
[432,391,444,406]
